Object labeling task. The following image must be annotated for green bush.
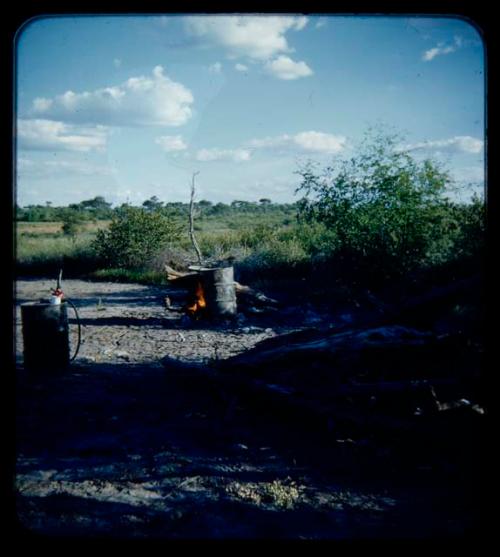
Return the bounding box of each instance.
[296,130,454,278]
[92,207,181,269]
[451,194,485,260]
[61,210,85,239]
[239,224,278,249]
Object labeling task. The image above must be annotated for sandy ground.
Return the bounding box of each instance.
[14,278,308,368]
[13,278,482,540]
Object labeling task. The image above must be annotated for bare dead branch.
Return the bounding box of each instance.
[189,171,203,267]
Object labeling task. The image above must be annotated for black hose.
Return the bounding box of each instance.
[65,299,82,362]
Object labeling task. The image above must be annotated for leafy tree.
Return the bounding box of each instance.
[15,204,27,220]
[92,206,181,268]
[211,202,230,216]
[231,200,257,212]
[23,204,54,222]
[451,193,485,261]
[142,196,163,212]
[61,210,84,240]
[70,196,114,219]
[296,130,452,276]
[80,196,112,211]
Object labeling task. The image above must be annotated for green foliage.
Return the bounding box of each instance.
[61,210,84,238]
[296,130,455,277]
[89,268,169,285]
[92,207,181,269]
[15,232,100,278]
[451,193,485,260]
[15,145,484,287]
[239,224,278,249]
[142,196,163,212]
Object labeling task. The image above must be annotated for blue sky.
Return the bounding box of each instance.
[15,14,485,206]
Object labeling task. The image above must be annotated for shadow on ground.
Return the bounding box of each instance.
[14,357,483,540]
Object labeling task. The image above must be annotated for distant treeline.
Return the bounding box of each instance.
[15,132,486,289]
[15,196,299,222]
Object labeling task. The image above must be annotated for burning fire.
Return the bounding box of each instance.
[186,281,207,316]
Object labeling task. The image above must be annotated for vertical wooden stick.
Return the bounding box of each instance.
[189,171,203,267]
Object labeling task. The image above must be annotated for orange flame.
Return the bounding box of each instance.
[186,281,207,315]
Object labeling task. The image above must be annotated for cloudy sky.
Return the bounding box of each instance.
[15,14,485,206]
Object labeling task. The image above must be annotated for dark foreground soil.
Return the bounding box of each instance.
[13,279,485,540]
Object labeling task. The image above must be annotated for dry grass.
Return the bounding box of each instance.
[17,221,110,235]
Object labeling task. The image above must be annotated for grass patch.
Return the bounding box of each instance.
[87,268,170,285]
[17,220,110,235]
[15,195,484,299]
[15,235,100,278]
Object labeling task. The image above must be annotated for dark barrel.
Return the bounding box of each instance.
[199,266,237,318]
[21,302,70,371]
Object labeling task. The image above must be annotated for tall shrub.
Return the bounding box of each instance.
[296,130,452,277]
[92,207,181,269]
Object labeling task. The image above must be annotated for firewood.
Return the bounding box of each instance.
[164,264,187,278]
[164,264,197,281]
[427,385,484,414]
[234,281,280,306]
[164,265,200,291]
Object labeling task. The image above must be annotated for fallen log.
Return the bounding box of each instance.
[164,265,199,289]
[218,325,435,376]
[234,282,280,307]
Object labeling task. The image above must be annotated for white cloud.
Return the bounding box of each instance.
[453,165,484,183]
[293,131,346,152]
[315,18,327,29]
[33,97,52,111]
[264,55,313,80]
[113,58,122,68]
[195,148,251,162]
[17,157,116,178]
[208,62,222,74]
[155,135,187,152]
[422,36,463,61]
[404,136,484,155]
[235,63,248,72]
[17,119,108,152]
[30,66,194,127]
[249,131,347,154]
[184,15,308,60]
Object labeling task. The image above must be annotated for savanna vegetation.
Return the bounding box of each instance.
[15,132,485,298]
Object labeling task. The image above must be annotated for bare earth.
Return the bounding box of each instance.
[14,278,301,367]
[13,278,481,540]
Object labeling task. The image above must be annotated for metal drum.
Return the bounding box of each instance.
[200,266,237,318]
[21,302,70,371]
